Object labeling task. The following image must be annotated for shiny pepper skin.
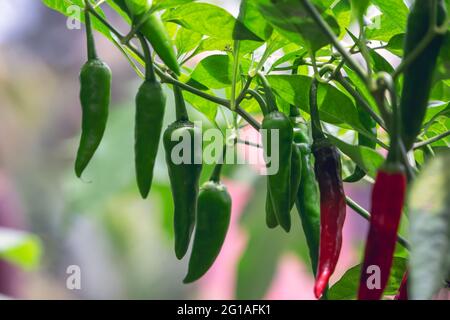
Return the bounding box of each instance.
[400,0,447,150]
[292,118,321,276]
[184,181,232,283]
[358,170,407,300]
[75,10,112,178]
[163,121,202,259]
[134,80,166,198]
[266,144,301,229]
[262,111,294,232]
[313,143,346,299]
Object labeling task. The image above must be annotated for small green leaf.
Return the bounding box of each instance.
[175,27,203,56]
[188,54,250,89]
[409,151,450,300]
[328,257,407,300]
[152,0,196,11]
[162,3,262,41]
[366,0,408,42]
[326,135,384,178]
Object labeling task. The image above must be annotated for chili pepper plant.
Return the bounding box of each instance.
[43,0,450,300]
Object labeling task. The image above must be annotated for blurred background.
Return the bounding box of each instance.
[0,0,409,300]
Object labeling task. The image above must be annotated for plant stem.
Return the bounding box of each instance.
[236,76,253,105]
[300,0,367,83]
[414,130,450,149]
[236,139,263,149]
[84,7,97,60]
[137,34,156,82]
[246,89,269,116]
[346,196,410,249]
[210,144,227,183]
[256,71,278,113]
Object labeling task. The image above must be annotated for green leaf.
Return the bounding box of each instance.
[152,0,196,11]
[370,49,394,74]
[267,75,366,133]
[326,135,384,179]
[328,257,407,300]
[366,0,408,42]
[175,27,202,56]
[386,33,405,56]
[43,0,113,39]
[409,151,450,300]
[194,37,262,57]
[0,228,42,270]
[255,0,340,52]
[183,90,218,123]
[188,54,250,89]
[236,0,273,41]
[162,3,262,41]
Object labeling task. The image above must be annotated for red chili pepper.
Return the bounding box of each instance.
[309,75,347,299]
[358,168,407,300]
[394,272,408,300]
[313,142,347,299]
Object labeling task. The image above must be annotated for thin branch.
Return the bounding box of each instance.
[346,196,410,250]
[236,139,263,149]
[414,130,450,149]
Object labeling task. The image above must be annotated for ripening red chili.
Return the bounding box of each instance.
[309,75,347,299]
[358,168,407,300]
[313,143,347,299]
[394,272,408,300]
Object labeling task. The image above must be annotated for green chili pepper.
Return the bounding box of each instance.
[75,9,111,178]
[400,0,447,150]
[290,109,321,276]
[164,84,202,260]
[265,144,301,229]
[184,157,231,283]
[113,0,180,75]
[259,73,294,232]
[134,34,166,198]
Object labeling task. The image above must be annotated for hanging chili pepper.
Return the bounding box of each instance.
[259,73,293,232]
[265,145,301,229]
[291,107,321,277]
[309,76,346,299]
[75,9,112,178]
[184,148,232,283]
[163,83,202,260]
[358,73,407,300]
[358,168,407,300]
[400,0,447,150]
[134,34,166,198]
[394,272,408,300]
[113,0,180,75]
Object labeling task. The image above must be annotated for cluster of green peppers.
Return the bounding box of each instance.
[75,1,231,282]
